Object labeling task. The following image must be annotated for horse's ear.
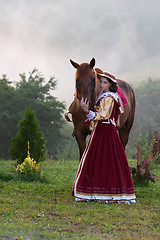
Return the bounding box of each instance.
[90,58,95,68]
[70,59,80,69]
[95,68,103,74]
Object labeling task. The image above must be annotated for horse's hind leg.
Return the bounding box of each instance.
[118,127,130,149]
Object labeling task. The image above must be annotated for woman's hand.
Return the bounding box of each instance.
[80,97,89,114]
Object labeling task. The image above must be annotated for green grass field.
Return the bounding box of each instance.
[0,159,160,239]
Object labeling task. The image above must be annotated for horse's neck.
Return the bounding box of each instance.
[94,68,101,102]
[95,81,101,102]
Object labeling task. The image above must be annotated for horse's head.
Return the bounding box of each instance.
[70,58,98,110]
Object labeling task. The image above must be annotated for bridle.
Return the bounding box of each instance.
[76,69,97,110]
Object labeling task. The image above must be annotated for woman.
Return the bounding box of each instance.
[72,72,136,204]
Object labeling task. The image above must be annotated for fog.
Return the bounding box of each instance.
[0,0,160,107]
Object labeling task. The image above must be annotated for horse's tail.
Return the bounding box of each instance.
[64,111,72,122]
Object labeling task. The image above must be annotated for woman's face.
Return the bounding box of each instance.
[100,77,111,92]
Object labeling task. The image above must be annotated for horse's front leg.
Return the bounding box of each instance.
[74,127,88,160]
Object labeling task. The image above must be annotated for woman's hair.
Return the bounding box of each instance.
[107,78,118,93]
[97,74,118,93]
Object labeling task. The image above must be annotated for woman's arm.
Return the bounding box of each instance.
[80,96,114,121]
[92,97,114,121]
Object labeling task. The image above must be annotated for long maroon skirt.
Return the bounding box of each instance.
[72,122,136,202]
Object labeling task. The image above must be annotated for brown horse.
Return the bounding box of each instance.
[65,58,135,159]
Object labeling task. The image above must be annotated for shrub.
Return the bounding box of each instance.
[13,141,47,183]
[130,132,156,184]
[15,142,39,175]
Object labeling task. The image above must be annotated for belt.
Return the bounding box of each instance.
[102,120,111,124]
[102,119,116,127]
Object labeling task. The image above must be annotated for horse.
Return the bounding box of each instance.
[65,58,136,159]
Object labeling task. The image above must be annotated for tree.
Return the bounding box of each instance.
[0,75,18,159]
[9,108,46,164]
[15,68,66,157]
[126,78,160,158]
[133,78,160,137]
[0,69,65,159]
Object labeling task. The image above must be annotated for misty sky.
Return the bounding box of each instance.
[0,0,160,107]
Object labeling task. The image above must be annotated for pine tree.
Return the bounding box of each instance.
[9,108,46,164]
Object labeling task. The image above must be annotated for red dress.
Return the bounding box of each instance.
[72,92,136,202]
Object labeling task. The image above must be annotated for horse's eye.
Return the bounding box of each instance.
[76,79,79,87]
[92,78,95,87]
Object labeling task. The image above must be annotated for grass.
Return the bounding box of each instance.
[0,159,160,239]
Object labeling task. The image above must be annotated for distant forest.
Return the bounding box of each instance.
[133,78,160,137]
